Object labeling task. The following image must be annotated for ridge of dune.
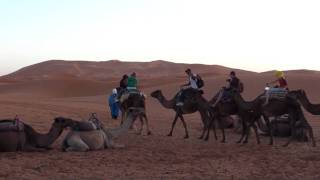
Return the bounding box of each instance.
[1,60,320,99]
[0,60,256,82]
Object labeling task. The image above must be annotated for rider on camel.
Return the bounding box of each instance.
[176,68,201,106]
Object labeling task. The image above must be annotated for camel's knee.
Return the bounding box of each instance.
[65,136,90,152]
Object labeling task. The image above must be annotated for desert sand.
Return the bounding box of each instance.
[1,60,320,180]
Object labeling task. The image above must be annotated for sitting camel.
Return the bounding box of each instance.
[229,90,315,146]
[257,115,308,142]
[0,117,74,152]
[119,90,151,135]
[62,109,141,152]
[151,89,213,139]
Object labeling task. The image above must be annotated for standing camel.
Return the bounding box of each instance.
[150,89,213,139]
[119,91,151,135]
[204,89,240,142]
[0,117,74,152]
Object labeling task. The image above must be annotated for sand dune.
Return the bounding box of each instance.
[1,60,255,81]
[1,60,320,179]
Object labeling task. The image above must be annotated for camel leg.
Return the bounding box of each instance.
[204,116,214,141]
[136,115,144,135]
[306,125,316,147]
[237,118,247,144]
[219,117,226,143]
[106,138,125,149]
[199,111,208,139]
[243,119,252,144]
[220,126,226,143]
[243,119,260,144]
[283,111,298,147]
[283,122,295,147]
[65,135,90,152]
[179,114,189,139]
[264,115,274,145]
[112,143,126,149]
[206,111,218,140]
[143,113,152,135]
[23,144,47,152]
[168,113,179,136]
[212,119,218,140]
[121,110,126,125]
[252,122,261,144]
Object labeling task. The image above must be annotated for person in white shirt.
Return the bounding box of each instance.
[176,69,200,106]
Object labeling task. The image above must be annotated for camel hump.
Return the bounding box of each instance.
[183,88,203,96]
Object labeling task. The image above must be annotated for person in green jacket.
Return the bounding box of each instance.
[127,72,138,90]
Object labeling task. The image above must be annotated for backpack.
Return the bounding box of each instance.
[196,75,204,88]
[238,81,244,93]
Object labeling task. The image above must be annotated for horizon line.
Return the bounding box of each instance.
[2,59,320,76]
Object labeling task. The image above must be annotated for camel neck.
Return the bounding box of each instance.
[106,112,135,138]
[157,93,175,109]
[297,92,320,115]
[209,91,221,105]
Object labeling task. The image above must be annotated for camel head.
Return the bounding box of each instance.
[53,117,77,129]
[150,90,163,99]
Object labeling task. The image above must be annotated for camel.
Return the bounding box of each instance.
[229,90,316,146]
[289,90,320,115]
[0,117,75,152]
[150,89,213,139]
[204,89,241,142]
[62,108,142,152]
[257,115,308,142]
[119,91,151,135]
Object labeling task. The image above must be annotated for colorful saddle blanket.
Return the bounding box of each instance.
[261,88,288,100]
[120,89,145,103]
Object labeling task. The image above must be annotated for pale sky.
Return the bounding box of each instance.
[1,0,320,75]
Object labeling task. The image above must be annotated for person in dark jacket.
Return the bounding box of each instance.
[117,74,128,100]
[213,71,242,106]
[120,74,128,89]
[226,71,240,91]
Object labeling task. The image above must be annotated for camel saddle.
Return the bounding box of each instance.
[0,118,24,132]
[261,88,288,100]
[120,89,145,103]
[71,113,103,131]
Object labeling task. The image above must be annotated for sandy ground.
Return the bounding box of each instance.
[0,83,320,180]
